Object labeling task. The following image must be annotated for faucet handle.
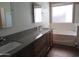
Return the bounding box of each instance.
[0,37,3,40]
[0,36,6,41]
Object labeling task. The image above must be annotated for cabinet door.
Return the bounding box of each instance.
[50,31,53,47]
[34,34,49,57]
[34,35,46,56]
[46,31,53,47]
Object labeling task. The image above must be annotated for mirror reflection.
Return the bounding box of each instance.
[0,2,12,28]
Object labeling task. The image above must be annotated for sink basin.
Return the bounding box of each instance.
[0,42,22,53]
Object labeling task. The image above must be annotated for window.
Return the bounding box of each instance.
[52,4,73,23]
[32,3,42,23]
[34,8,42,23]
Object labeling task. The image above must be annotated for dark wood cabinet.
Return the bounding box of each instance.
[34,34,49,56]
[12,31,53,57]
[49,30,53,47]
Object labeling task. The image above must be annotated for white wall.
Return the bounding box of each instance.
[0,2,41,36]
[41,3,50,28]
[35,2,50,28]
[74,3,79,23]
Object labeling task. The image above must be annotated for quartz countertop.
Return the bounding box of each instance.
[7,28,50,56]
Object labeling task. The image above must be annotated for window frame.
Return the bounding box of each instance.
[51,2,75,23]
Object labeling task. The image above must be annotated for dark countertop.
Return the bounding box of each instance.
[7,28,50,56]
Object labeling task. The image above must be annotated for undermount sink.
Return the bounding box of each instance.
[0,42,22,53]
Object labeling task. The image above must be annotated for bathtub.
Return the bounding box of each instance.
[53,30,77,36]
[53,30,77,46]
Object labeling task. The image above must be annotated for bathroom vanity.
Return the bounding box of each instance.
[0,28,53,57]
[11,29,53,57]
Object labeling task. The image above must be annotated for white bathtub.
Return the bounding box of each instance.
[53,30,77,46]
[53,30,77,36]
